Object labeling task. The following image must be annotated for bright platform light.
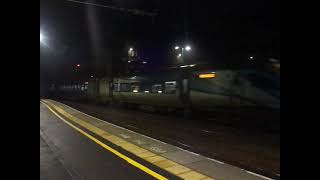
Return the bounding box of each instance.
[185,45,191,51]
[40,33,44,42]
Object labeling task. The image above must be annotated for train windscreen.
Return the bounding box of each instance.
[240,69,280,99]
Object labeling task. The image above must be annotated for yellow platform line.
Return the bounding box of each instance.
[42,99,213,180]
[41,101,168,180]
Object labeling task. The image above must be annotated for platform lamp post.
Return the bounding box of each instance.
[174,45,191,64]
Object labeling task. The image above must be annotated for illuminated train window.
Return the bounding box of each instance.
[198,73,216,79]
[120,83,131,92]
[165,81,176,94]
[131,85,140,93]
[152,84,162,93]
[113,83,120,92]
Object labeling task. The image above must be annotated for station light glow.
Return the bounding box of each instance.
[144,90,150,93]
[198,73,216,79]
[269,58,279,63]
[133,89,138,93]
[40,33,44,42]
[165,81,176,84]
[185,45,191,51]
[158,90,162,93]
[180,64,196,68]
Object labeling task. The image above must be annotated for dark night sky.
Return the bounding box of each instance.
[40,0,280,84]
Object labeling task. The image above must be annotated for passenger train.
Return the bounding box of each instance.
[50,63,280,122]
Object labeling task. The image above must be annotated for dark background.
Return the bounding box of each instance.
[40,0,280,88]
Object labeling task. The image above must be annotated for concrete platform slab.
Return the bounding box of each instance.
[162,150,205,165]
[188,159,264,180]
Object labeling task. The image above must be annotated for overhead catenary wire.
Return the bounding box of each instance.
[64,0,157,17]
